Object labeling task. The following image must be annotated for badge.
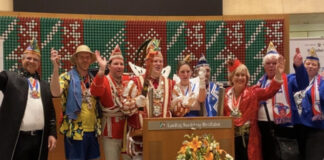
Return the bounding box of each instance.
[31,90,40,99]
[231,110,242,118]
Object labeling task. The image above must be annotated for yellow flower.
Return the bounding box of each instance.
[177,134,233,160]
[178,145,187,154]
[215,142,220,151]
[189,136,202,152]
[204,152,214,160]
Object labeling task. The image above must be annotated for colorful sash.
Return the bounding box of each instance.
[311,75,324,121]
[272,75,292,124]
[259,74,291,124]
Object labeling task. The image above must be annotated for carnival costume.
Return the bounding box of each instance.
[224,59,282,160]
[0,39,57,160]
[299,48,324,160]
[257,42,309,160]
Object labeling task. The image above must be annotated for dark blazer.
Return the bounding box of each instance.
[0,70,57,160]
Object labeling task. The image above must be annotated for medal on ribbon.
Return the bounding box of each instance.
[28,77,40,99]
[231,110,242,118]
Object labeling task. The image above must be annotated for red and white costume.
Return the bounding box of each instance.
[91,74,131,139]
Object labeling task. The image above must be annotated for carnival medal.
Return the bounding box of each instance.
[28,78,40,99]
[231,110,242,118]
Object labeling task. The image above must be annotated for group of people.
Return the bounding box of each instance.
[0,38,323,160]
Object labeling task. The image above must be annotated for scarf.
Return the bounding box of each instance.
[311,75,324,121]
[66,68,83,120]
[259,74,291,124]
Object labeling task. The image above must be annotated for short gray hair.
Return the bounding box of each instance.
[262,54,280,66]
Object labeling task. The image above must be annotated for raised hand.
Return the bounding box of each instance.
[276,55,285,74]
[274,55,285,82]
[95,50,107,71]
[293,48,303,67]
[198,67,206,89]
[50,48,60,67]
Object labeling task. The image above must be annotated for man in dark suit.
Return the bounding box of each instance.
[0,39,57,160]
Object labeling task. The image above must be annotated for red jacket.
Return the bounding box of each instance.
[224,79,282,160]
[90,74,130,139]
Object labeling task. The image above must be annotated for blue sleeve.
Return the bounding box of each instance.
[289,64,309,93]
[301,89,313,126]
[301,78,324,128]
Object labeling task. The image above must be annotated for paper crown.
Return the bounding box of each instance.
[70,45,96,65]
[227,59,242,72]
[108,44,124,62]
[266,41,279,55]
[24,39,40,56]
[306,48,319,61]
[196,54,209,68]
[145,39,162,60]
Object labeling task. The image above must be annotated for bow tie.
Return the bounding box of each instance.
[18,68,40,80]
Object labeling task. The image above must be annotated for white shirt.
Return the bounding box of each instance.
[20,79,44,131]
[258,79,274,121]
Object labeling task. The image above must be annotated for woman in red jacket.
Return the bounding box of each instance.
[224,57,284,160]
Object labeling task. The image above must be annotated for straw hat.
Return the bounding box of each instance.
[70,45,96,65]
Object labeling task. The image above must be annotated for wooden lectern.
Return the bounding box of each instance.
[143,117,234,160]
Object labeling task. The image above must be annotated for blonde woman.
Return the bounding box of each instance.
[224,58,284,160]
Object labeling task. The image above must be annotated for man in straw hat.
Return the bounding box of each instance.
[0,39,57,160]
[295,48,324,160]
[50,44,101,160]
[90,44,135,160]
[257,42,309,160]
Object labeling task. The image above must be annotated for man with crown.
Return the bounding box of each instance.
[0,39,57,160]
[257,42,309,160]
[50,44,101,160]
[297,48,324,159]
[122,39,188,159]
[191,54,219,116]
[90,45,135,160]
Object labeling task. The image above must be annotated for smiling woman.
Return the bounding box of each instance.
[223,58,284,160]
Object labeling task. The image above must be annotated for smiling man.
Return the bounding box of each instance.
[121,39,189,159]
[50,44,101,160]
[90,45,134,160]
[257,42,309,160]
[0,39,57,160]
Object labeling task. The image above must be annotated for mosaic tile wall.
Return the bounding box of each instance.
[0,16,286,84]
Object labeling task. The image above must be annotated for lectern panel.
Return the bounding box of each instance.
[143,117,234,160]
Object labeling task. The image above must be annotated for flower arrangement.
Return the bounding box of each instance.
[177,134,233,160]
